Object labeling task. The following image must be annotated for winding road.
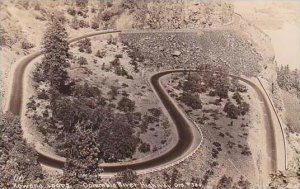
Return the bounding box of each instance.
[4,30,286,180]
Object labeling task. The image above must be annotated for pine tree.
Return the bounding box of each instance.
[40,18,70,93]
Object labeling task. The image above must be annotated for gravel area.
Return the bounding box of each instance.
[121,30,262,76]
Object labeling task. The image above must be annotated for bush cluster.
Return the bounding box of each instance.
[179,92,202,109]
[95,50,105,58]
[78,38,92,53]
[77,56,88,67]
[138,142,151,153]
[46,83,139,162]
[0,113,44,188]
[31,17,140,169]
[277,65,300,98]
[223,101,250,119]
[21,41,35,49]
[118,97,135,112]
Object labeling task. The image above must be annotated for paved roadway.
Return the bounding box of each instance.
[5,31,285,180]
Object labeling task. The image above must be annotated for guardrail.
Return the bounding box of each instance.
[6,26,285,179]
[256,77,288,170]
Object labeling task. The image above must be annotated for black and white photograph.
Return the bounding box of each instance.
[0,0,299,188]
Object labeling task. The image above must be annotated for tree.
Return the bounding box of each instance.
[97,113,138,162]
[117,97,135,112]
[182,73,202,93]
[51,89,138,162]
[224,101,240,119]
[78,38,92,53]
[0,113,44,188]
[233,92,243,104]
[77,56,88,67]
[179,92,202,109]
[36,18,70,93]
[138,142,150,153]
[215,84,229,100]
[238,102,250,116]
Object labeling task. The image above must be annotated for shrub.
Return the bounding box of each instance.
[102,11,113,21]
[139,142,150,153]
[237,84,248,93]
[216,175,233,189]
[127,75,133,80]
[238,102,250,116]
[70,17,79,29]
[79,20,89,28]
[110,58,120,67]
[118,97,135,112]
[115,66,128,77]
[37,90,49,100]
[67,7,76,16]
[91,21,99,29]
[75,0,88,8]
[179,92,202,109]
[215,84,229,99]
[223,101,240,119]
[241,146,252,156]
[182,73,202,93]
[21,41,34,49]
[77,57,88,66]
[127,48,144,62]
[121,0,136,9]
[0,113,44,188]
[78,38,92,53]
[98,114,139,162]
[72,83,101,98]
[50,11,67,24]
[95,50,105,58]
[233,92,243,104]
[208,90,216,97]
[277,65,300,96]
[115,54,123,59]
[236,176,251,189]
[148,108,161,117]
[108,86,118,100]
[107,35,117,45]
